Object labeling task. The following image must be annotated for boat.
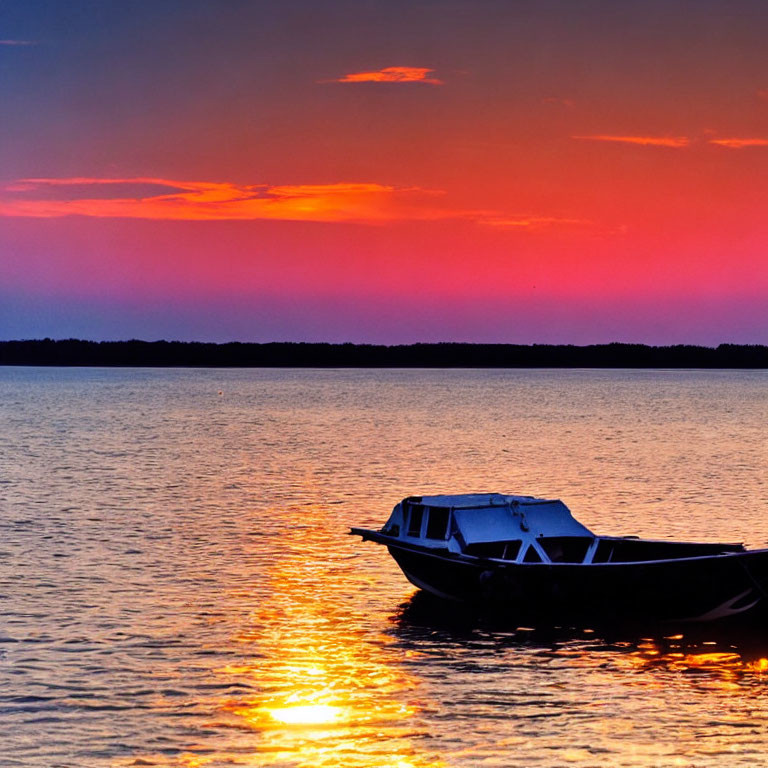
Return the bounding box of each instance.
[350,494,768,627]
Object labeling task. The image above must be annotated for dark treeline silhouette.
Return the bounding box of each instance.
[1,339,767,368]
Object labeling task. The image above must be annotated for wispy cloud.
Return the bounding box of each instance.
[573,133,768,150]
[323,66,443,85]
[708,137,768,148]
[542,97,575,108]
[572,135,690,148]
[0,39,36,46]
[0,177,583,232]
[480,216,589,230]
[0,178,439,223]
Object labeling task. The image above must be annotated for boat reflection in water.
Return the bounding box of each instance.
[390,590,768,765]
[396,587,768,668]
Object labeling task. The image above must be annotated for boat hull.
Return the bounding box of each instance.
[387,542,768,627]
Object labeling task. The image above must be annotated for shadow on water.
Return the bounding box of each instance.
[385,590,768,767]
[391,589,768,670]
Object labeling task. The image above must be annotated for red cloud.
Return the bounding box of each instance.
[0,177,586,233]
[572,135,690,147]
[708,137,768,148]
[480,216,589,229]
[0,178,435,223]
[324,66,443,85]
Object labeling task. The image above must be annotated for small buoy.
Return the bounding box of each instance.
[218,391,223,396]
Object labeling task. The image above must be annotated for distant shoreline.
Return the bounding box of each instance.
[0,339,766,368]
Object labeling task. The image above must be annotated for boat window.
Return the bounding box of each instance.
[464,540,521,559]
[591,538,743,563]
[592,540,615,563]
[539,537,592,563]
[523,544,542,563]
[466,542,503,558]
[425,507,450,540]
[407,505,425,537]
[503,540,522,560]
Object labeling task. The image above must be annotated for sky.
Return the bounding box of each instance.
[1,0,767,344]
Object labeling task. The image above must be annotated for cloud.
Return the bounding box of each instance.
[0,177,584,233]
[0,178,438,223]
[573,133,768,150]
[0,177,482,224]
[707,137,768,148]
[323,66,443,85]
[0,39,36,46]
[480,216,589,229]
[572,135,689,147]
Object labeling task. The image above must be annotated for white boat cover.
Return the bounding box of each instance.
[416,494,594,542]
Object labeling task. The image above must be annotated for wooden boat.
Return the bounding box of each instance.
[350,494,768,626]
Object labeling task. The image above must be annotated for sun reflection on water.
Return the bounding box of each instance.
[111,501,443,768]
[264,703,342,725]
[208,505,443,768]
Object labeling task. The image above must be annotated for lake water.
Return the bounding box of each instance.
[1,367,767,767]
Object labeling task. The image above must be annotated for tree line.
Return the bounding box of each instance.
[1,339,766,367]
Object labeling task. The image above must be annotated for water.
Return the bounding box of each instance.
[0,367,766,767]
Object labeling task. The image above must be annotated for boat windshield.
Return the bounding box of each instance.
[538,537,593,563]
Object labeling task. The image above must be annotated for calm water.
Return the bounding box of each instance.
[1,367,767,768]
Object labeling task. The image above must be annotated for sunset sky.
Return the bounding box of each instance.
[1,0,767,343]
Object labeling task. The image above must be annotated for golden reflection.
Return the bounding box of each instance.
[113,503,442,768]
[211,503,443,768]
[612,636,768,690]
[265,704,342,725]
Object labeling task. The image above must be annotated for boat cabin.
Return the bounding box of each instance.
[380,494,744,564]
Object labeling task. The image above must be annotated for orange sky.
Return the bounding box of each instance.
[1,1,767,342]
